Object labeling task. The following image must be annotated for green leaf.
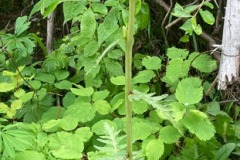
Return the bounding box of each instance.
[216,143,236,160]
[84,40,100,57]
[15,151,45,160]
[180,19,193,35]
[181,110,215,140]
[199,9,215,25]
[54,80,72,90]
[167,47,189,59]
[97,7,119,45]
[63,1,86,23]
[171,3,191,18]
[146,139,164,160]
[35,73,55,83]
[42,119,61,132]
[110,76,125,85]
[75,127,93,143]
[203,2,214,9]
[70,87,94,96]
[15,16,31,36]
[175,77,203,105]
[92,120,117,135]
[92,90,110,101]
[48,132,84,159]
[132,70,155,84]
[81,9,96,38]
[64,102,95,123]
[0,102,9,113]
[54,70,69,81]
[93,100,111,115]
[132,99,148,114]
[191,17,202,35]
[136,2,150,30]
[91,3,108,15]
[159,126,182,144]
[59,115,78,131]
[142,56,161,70]
[0,82,15,92]
[191,54,217,73]
[108,49,124,60]
[29,80,41,90]
[104,58,124,77]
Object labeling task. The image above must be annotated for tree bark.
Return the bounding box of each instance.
[46,11,56,54]
[217,0,240,90]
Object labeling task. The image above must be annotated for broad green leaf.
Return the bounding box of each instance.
[171,3,191,18]
[132,99,148,114]
[42,119,61,132]
[48,132,84,159]
[216,143,236,160]
[75,127,93,142]
[0,83,15,92]
[97,8,119,45]
[167,47,189,60]
[35,73,55,83]
[59,115,78,131]
[29,80,41,90]
[110,76,125,85]
[15,151,45,160]
[14,89,25,98]
[181,110,215,140]
[104,0,119,6]
[132,70,155,84]
[92,120,117,135]
[108,49,124,60]
[146,139,164,160]
[175,77,203,105]
[64,102,95,123]
[159,126,182,144]
[40,107,65,124]
[104,58,124,77]
[142,56,161,70]
[0,103,9,113]
[70,87,94,96]
[63,1,86,23]
[191,53,217,73]
[162,59,190,84]
[84,40,100,57]
[136,2,150,30]
[91,3,108,15]
[11,100,22,110]
[93,100,111,115]
[199,9,215,25]
[206,101,222,116]
[15,16,31,36]
[54,80,72,90]
[92,90,110,101]
[81,9,96,38]
[180,19,193,35]
[54,70,69,81]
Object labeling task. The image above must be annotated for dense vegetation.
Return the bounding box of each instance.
[0,0,239,159]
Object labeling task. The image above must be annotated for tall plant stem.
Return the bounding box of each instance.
[125,0,135,159]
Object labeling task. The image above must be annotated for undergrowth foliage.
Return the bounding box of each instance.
[0,0,239,160]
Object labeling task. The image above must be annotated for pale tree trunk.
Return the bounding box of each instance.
[216,0,240,90]
[46,11,56,54]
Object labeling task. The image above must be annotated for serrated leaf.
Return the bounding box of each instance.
[48,132,84,159]
[142,56,161,70]
[0,83,15,92]
[159,126,182,144]
[64,102,95,123]
[15,16,31,36]
[181,110,215,140]
[192,54,217,73]
[81,9,96,38]
[132,70,155,84]
[175,77,203,105]
[104,58,124,77]
[63,1,86,23]
[167,47,189,59]
[110,76,125,85]
[146,139,164,160]
[94,100,111,115]
[199,9,215,25]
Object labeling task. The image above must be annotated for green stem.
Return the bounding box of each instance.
[125,0,135,159]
